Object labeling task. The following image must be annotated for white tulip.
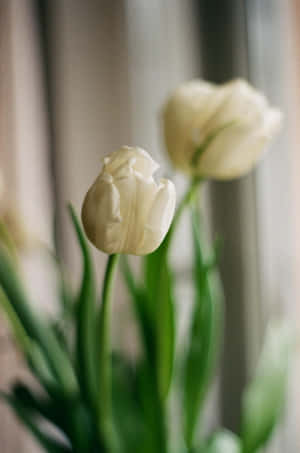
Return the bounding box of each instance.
[162,79,282,180]
[81,146,176,255]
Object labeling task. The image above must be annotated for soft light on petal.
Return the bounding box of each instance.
[81,147,176,255]
[162,78,283,180]
[137,179,176,255]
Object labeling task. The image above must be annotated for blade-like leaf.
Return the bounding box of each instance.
[184,204,224,447]
[11,383,95,452]
[0,245,77,395]
[45,251,75,359]
[50,251,75,323]
[144,243,175,399]
[0,287,30,352]
[26,342,60,397]
[0,219,18,262]
[12,383,68,434]
[68,204,98,409]
[241,322,292,453]
[0,392,72,453]
[111,354,145,453]
[121,257,167,453]
[121,256,156,366]
[136,361,168,453]
[0,280,60,396]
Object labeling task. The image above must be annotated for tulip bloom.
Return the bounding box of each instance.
[81,146,176,255]
[162,79,282,180]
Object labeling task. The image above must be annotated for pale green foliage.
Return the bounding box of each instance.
[241,322,293,453]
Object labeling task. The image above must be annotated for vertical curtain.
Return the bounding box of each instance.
[0,0,52,451]
[1,1,299,451]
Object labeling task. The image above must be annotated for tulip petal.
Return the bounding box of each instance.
[162,78,282,179]
[137,179,176,255]
[197,123,264,179]
[198,106,282,179]
[104,146,159,179]
[82,177,122,253]
[163,81,225,173]
[82,147,176,254]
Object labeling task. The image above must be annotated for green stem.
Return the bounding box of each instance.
[185,194,225,449]
[98,254,119,451]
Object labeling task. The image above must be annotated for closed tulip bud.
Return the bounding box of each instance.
[162,78,282,180]
[81,146,176,255]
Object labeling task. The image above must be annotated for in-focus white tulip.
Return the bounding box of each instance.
[81,146,176,255]
[162,79,282,180]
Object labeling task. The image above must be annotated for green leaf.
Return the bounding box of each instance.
[121,258,168,453]
[144,243,175,399]
[68,401,96,452]
[68,204,98,409]
[11,383,96,452]
[111,354,145,453]
[0,282,60,396]
[0,286,30,352]
[0,245,77,395]
[121,256,156,366]
[136,361,168,453]
[241,322,292,453]
[202,430,241,453]
[12,383,68,434]
[45,251,75,359]
[51,252,75,322]
[183,204,224,447]
[0,220,18,262]
[0,392,72,453]
[26,342,59,397]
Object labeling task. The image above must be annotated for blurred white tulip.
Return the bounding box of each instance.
[162,79,282,180]
[81,146,176,255]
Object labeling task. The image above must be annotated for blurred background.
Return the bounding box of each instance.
[0,0,300,451]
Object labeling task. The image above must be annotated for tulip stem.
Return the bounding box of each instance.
[98,253,119,451]
[163,177,202,253]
